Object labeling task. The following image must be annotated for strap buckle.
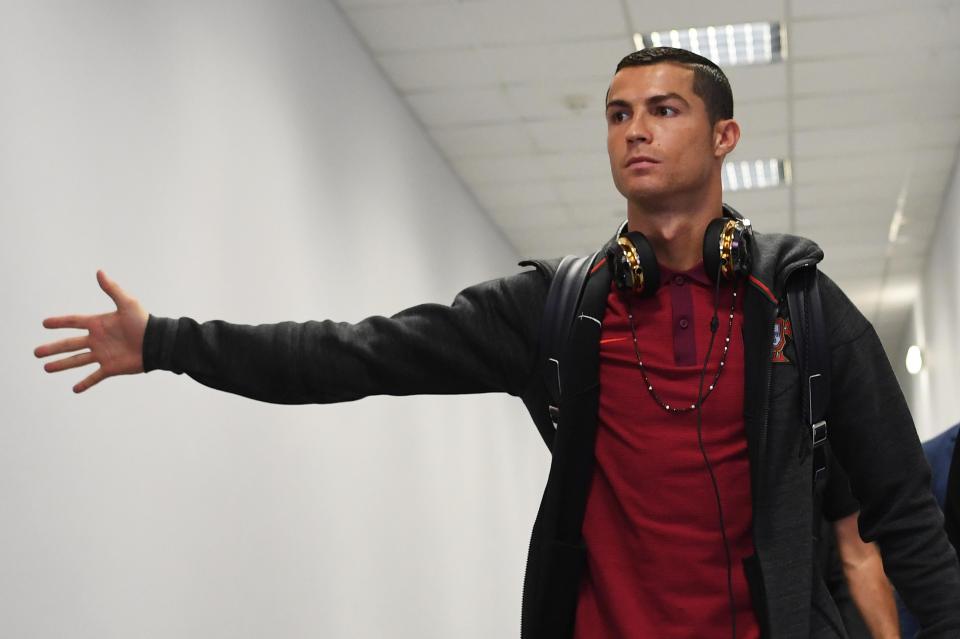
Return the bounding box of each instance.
[811,420,828,448]
[548,405,560,426]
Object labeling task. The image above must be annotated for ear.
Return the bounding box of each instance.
[713,118,741,159]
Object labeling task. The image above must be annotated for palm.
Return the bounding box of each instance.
[35,270,149,393]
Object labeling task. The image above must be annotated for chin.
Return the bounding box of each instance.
[622,184,669,203]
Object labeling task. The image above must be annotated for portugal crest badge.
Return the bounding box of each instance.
[772,317,792,364]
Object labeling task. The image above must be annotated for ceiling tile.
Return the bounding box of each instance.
[797,218,891,244]
[539,150,612,180]
[793,148,958,185]
[886,254,929,277]
[816,237,890,261]
[622,0,785,33]
[795,194,944,229]
[474,181,560,210]
[794,170,951,202]
[556,176,620,204]
[568,202,628,228]
[377,48,501,92]
[735,99,789,136]
[794,89,960,131]
[792,48,960,96]
[793,117,960,159]
[429,122,535,158]
[722,187,790,218]
[337,0,449,7]
[562,189,626,214]
[504,78,611,122]
[795,203,886,227]
[903,194,949,223]
[344,4,473,52]
[480,38,631,85]
[789,6,960,59]
[526,118,608,153]
[753,209,791,233]
[511,224,602,258]
[725,63,788,103]
[822,256,888,280]
[897,216,940,243]
[488,204,574,231]
[451,154,553,184]
[725,131,789,162]
[790,0,946,20]
[459,0,627,47]
[405,87,517,127]
[795,180,907,209]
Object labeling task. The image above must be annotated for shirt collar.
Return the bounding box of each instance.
[658,260,714,288]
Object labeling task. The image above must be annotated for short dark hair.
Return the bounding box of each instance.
[611,47,734,124]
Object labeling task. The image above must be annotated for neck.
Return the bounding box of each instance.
[626,193,723,272]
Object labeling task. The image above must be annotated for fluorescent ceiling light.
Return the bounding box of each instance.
[722,159,789,192]
[905,345,923,375]
[635,22,783,67]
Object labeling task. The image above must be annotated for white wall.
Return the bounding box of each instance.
[895,147,960,442]
[0,2,549,637]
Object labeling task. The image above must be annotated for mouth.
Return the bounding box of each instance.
[626,156,659,168]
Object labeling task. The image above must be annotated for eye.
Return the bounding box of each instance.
[608,110,629,124]
[656,106,679,117]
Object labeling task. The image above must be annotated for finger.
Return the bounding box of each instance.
[74,367,106,393]
[43,351,96,373]
[42,315,92,330]
[34,335,89,358]
[97,270,131,308]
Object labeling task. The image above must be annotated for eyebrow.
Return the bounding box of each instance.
[605,92,691,111]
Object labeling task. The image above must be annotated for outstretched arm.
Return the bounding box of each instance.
[35,270,149,393]
[36,267,548,404]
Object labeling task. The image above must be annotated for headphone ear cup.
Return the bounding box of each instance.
[627,232,660,297]
[703,218,727,282]
[627,232,660,298]
[613,231,660,297]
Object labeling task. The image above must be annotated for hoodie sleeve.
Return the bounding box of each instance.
[818,272,960,638]
[141,267,548,405]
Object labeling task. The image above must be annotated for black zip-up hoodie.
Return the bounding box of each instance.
[143,231,960,638]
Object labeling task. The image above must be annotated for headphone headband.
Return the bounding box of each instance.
[609,209,753,295]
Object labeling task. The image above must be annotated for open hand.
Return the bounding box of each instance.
[35,270,149,393]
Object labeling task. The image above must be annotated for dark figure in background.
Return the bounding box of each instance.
[946,424,960,555]
[898,422,960,638]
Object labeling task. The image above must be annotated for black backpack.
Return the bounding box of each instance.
[529,254,831,487]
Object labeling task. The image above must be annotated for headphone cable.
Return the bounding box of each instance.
[696,266,737,639]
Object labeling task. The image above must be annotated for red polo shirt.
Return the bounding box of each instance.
[572,262,760,639]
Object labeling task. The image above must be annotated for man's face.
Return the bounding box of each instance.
[605,63,722,205]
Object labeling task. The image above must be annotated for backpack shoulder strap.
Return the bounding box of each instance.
[786,265,831,489]
[541,254,596,407]
[520,254,596,451]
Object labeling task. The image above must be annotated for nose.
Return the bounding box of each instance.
[626,113,651,144]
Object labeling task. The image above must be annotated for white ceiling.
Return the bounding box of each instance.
[333,0,960,352]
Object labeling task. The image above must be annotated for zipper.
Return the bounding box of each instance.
[752,258,818,485]
[751,261,818,637]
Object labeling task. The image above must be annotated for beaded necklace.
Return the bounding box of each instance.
[621,283,739,414]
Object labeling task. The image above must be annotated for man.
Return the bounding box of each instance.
[948,425,960,555]
[899,422,960,637]
[35,48,960,637]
